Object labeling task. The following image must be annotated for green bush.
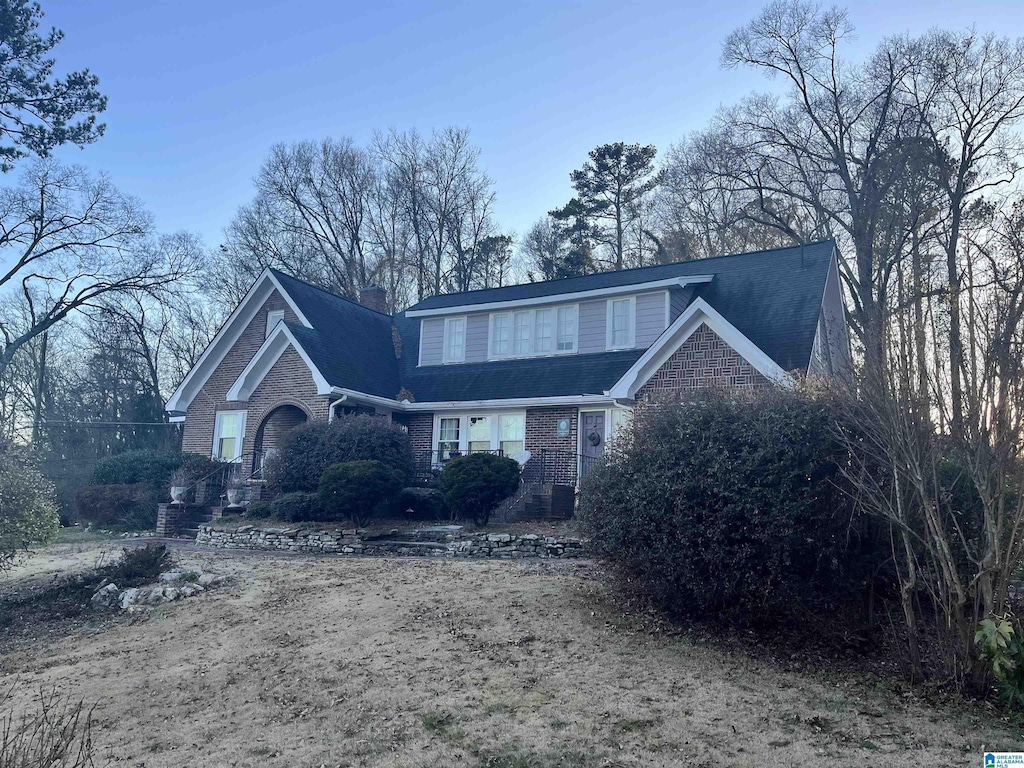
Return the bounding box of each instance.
[440,453,520,526]
[398,487,446,520]
[578,388,879,620]
[269,492,326,522]
[245,500,273,520]
[0,444,59,569]
[318,461,403,526]
[74,483,154,530]
[266,416,413,494]
[91,450,218,501]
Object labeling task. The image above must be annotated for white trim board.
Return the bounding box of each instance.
[404,275,714,318]
[165,268,313,412]
[608,298,792,399]
[225,323,333,402]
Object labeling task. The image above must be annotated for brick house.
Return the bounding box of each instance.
[165,240,850,506]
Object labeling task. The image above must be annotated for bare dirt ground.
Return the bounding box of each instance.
[1,536,1020,767]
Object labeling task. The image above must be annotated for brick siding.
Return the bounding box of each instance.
[181,290,322,456]
[636,323,769,398]
[243,345,330,454]
[401,413,434,454]
[525,406,578,485]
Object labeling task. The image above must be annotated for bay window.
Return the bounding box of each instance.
[443,316,466,363]
[607,297,635,350]
[213,411,246,462]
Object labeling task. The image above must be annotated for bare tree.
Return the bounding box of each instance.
[0,161,199,384]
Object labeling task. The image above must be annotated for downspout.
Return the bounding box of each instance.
[328,395,347,423]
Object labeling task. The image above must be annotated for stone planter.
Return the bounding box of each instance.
[169,486,188,505]
[226,488,243,508]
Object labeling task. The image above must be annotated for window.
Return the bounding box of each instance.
[557,306,577,352]
[491,313,511,357]
[534,309,553,354]
[438,417,460,460]
[443,317,466,363]
[213,411,246,462]
[490,304,577,359]
[265,309,284,339]
[512,311,532,355]
[609,408,631,440]
[607,297,635,349]
[499,414,525,455]
[468,416,491,453]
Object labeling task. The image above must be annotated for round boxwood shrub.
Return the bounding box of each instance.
[318,460,404,526]
[268,492,326,522]
[578,388,879,621]
[267,416,413,494]
[0,444,59,568]
[440,453,520,526]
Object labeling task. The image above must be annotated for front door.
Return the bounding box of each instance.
[580,411,605,478]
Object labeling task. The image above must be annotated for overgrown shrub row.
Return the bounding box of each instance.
[579,388,885,621]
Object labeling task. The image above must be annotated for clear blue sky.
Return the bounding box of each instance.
[42,0,1024,249]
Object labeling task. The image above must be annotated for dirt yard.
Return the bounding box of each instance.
[1,536,1020,767]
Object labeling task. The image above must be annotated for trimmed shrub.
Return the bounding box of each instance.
[578,388,880,621]
[318,461,403,526]
[74,484,154,530]
[266,416,413,494]
[398,487,446,520]
[91,450,218,502]
[245,500,273,520]
[0,444,59,569]
[440,453,520,526]
[268,492,326,522]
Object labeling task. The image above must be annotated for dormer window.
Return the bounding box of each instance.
[265,309,284,339]
[443,316,466,363]
[489,304,577,360]
[607,297,635,350]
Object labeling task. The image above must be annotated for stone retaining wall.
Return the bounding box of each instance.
[194,525,586,559]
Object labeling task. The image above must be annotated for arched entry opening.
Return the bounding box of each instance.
[253,403,309,476]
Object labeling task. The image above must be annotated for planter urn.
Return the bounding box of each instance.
[170,486,187,505]
[226,488,243,508]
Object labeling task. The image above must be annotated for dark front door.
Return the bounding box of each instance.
[581,411,605,478]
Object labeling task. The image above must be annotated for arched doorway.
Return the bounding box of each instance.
[253,403,309,476]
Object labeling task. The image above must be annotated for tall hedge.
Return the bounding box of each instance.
[578,388,879,620]
[266,415,413,494]
[91,450,218,501]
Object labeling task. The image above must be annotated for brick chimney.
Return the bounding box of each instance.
[359,284,388,314]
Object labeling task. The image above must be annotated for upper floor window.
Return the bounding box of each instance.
[489,304,577,359]
[607,297,635,350]
[443,316,466,363]
[265,309,284,339]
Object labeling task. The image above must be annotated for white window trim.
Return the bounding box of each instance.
[606,295,636,351]
[431,412,527,464]
[443,315,467,363]
[265,309,285,339]
[212,410,247,462]
[488,303,578,360]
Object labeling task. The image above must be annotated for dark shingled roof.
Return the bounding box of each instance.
[270,269,400,399]
[272,241,837,403]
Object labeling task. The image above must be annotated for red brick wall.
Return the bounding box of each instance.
[525,406,578,485]
[181,290,310,456]
[637,323,769,398]
[401,413,434,454]
[242,346,330,454]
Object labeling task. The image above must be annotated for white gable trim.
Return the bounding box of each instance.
[225,323,332,402]
[165,269,313,412]
[608,297,792,399]
[404,275,714,318]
